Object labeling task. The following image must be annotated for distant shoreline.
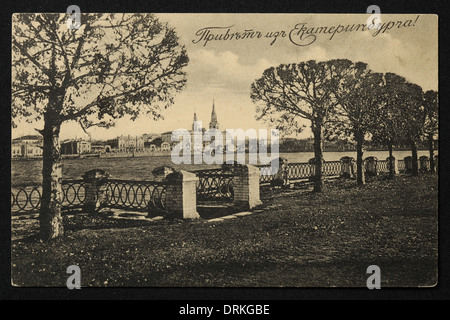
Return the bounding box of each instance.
[11,148,437,162]
[12,151,174,161]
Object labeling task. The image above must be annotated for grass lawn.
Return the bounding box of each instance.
[11,174,438,287]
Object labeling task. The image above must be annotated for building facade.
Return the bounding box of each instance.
[11,135,43,158]
[108,135,145,152]
[61,140,92,155]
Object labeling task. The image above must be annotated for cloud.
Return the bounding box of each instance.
[342,31,437,90]
[186,49,273,93]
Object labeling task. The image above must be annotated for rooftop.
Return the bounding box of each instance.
[12,135,43,142]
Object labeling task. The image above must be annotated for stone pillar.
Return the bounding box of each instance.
[386,156,399,175]
[82,169,110,214]
[152,166,175,182]
[164,170,200,219]
[435,155,439,172]
[365,156,378,176]
[404,156,413,174]
[340,156,355,179]
[419,156,430,172]
[233,164,262,211]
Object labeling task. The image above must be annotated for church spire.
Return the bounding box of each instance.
[209,100,219,130]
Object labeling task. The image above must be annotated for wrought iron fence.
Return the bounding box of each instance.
[377,160,390,173]
[286,161,342,181]
[398,160,406,173]
[11,179,166,215]
[322,161,342,177]
[11,185,42,214]
[11,157,434,216]
[105,179,166,212]
[11,179,86,215]
[287,162,314,180]
[258,165,277,185]
[195,168,235,202]
[61,180,86,210]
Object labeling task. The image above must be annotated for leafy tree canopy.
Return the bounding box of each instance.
[12,13,189,131]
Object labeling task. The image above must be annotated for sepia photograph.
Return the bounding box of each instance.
[10,12,438,288]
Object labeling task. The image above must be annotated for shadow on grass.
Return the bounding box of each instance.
[197,204,241,219]
[13,205,247,243]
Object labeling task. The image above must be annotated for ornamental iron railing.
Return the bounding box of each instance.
[11,179,86,215]
[105,179,166,212]
[322,161,342,177]
[195,168,235,203]
[11,179,166,215]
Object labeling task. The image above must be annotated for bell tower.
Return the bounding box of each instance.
[192,111,199,131]
[209,100,219,130]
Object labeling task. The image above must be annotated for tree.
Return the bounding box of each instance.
[150,137,163,147]
[423,90,439,173]
[331,63,384,185]
[398,82,425,176]
[370,73,425,177]
[251,59,355,192]
[370,73,410,178]
[12,13,189,240]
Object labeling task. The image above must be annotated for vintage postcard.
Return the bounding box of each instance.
[11,12,438,288]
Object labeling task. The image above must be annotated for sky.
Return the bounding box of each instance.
[12,14,438,141]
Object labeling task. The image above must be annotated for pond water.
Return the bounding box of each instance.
[12,150,434,186]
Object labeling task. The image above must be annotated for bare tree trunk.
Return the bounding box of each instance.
[40,113,63,240]
[388,142,395,179]
[312,123,324,193]
[411,140,419,176]
[428,134,435,173]
[355,133,365,185]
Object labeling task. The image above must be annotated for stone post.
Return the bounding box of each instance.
[365,156,378,176]
[419,156,430,172]
[164,170,200,219]
[233,164,263,211]
[82,169,110,214]
[404,156,413,174]
[435,155,439,172]
[152,166,175,182]
[340,156,355,179]
[386,156,399,175]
